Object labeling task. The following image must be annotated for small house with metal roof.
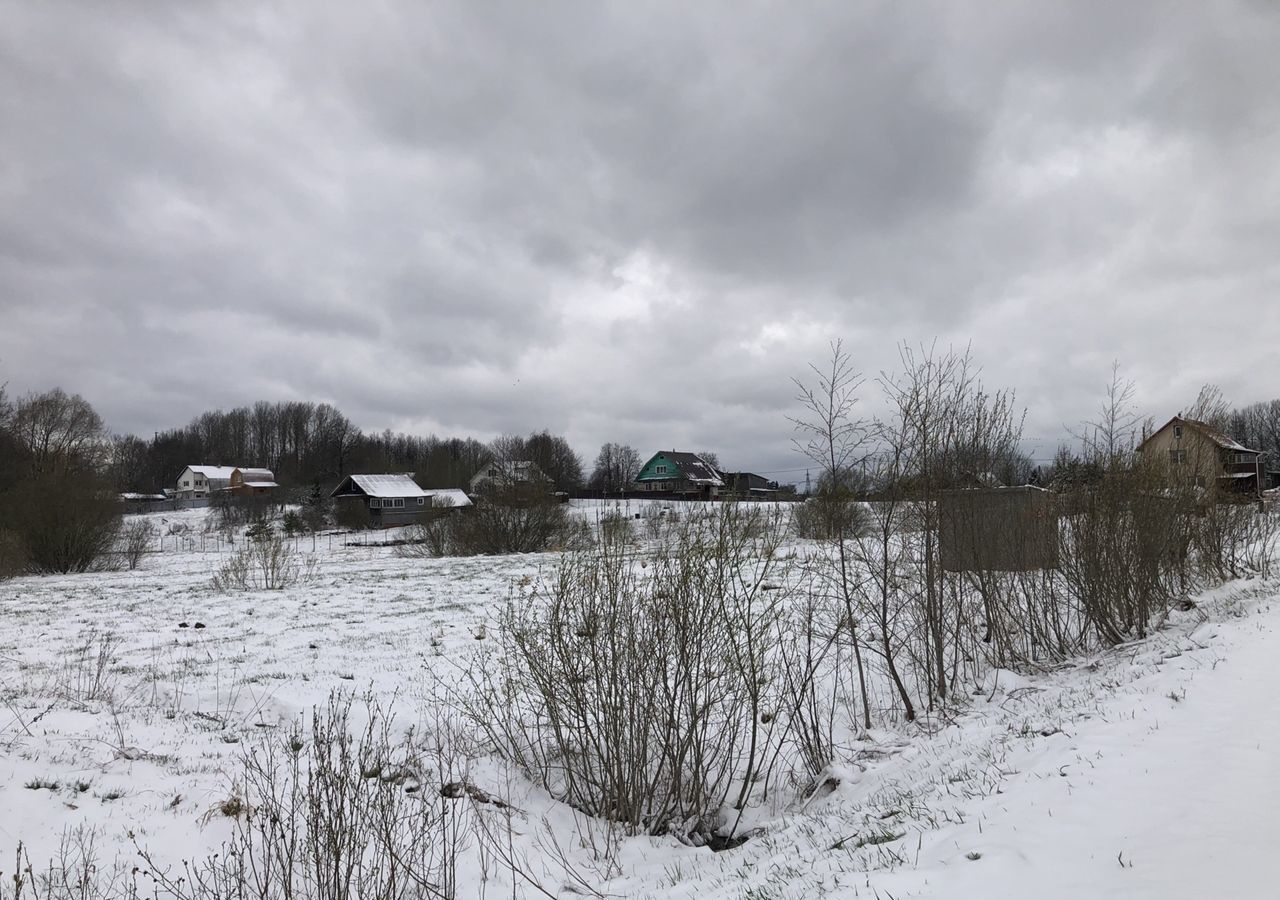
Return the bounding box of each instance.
[330,473,472,528]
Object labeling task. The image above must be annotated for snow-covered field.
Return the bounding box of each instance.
[1,502,1278,898]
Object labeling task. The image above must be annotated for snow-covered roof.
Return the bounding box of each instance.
[424,488,473,508]
[243,481,279,488]
[333,473,428,499]
[235,467,275,481]
[187,465,238,479]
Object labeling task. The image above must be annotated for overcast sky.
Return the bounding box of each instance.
[2,1,1278,482]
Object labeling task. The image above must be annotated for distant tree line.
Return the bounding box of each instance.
[103,399,646,495]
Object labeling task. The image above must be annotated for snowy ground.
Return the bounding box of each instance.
[1,503,1278,898]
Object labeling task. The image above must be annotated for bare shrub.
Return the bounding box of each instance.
[211,493,279,534]
[449,485,570,555]
[0,528,24,580]
[460,505,790,840]
[597,510,633,546]
[396,502,459,558]
[3,827,143,900]
[134,693,462,900]
[333,497,372,531]
[1,474,120,574]
[212,534,300,591]
[60,631,122,704]
[397,515,454,558]
[119,520,154,570]
[1189,499,1275,581]
[791,495,868,540]
[1056,468,1185,644]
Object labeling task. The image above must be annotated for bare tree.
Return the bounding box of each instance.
[10,388,107,477]
[791,339,872,730]
[1185,383,1231,433]
[525,430,585,491]
[589,442,642,492]
[1073,362,1144,469]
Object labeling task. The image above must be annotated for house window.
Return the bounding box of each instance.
[182,480,189,487]
[655,465,668,475]
[417,497,425,505]
[370,498,382,508]
[1174,425,1182,439]
[1169,449,1186,464]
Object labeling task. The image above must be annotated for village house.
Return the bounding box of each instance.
[173,465,237,500]
[228,467,278,497]
[1136,416,1266,498]
[721,471,781,498]
[330,473,472,528]
[469,460,552,493]
[634,451,725,499]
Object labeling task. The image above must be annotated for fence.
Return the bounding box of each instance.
[123,528,415,557]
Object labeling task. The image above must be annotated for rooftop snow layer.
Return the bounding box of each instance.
[343,473,428,498]
[186,465,238,479]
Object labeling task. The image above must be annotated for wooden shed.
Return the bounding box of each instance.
[938,486,1059,572]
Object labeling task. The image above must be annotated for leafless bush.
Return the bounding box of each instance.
[1,474,120,574]
[449,486,570,555]
[3,827,143,900]
[0,528,23,580]
[791,495,868,541]
[1238,506,1280,577]
[59,631,122,704]
[118,520,154,570]
[211,494,279,534]
[597,510,633,546]
[1057,473,1185,644]
[212,534,300,591]
[1188,500,1276,581]
[333,497,372,531]
[397,514,454,558]
[132,693,463,900]
[459,505,790,841]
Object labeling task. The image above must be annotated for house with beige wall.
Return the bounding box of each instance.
[1136,416,1264,497]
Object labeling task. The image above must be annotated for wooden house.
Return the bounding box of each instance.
[634,451,725,499]
[721,471,781,498]
[330,474,472,528]
[173,465,237,500]
[1136,416,1265,498]
[469,460,552,494]
[229,468,278,497]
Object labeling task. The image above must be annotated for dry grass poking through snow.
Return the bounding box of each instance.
[0,502,1277,899]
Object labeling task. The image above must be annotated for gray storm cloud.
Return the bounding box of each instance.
[2,0,1278,479]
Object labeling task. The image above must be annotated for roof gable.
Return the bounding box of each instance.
[1139,417,1258,454]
